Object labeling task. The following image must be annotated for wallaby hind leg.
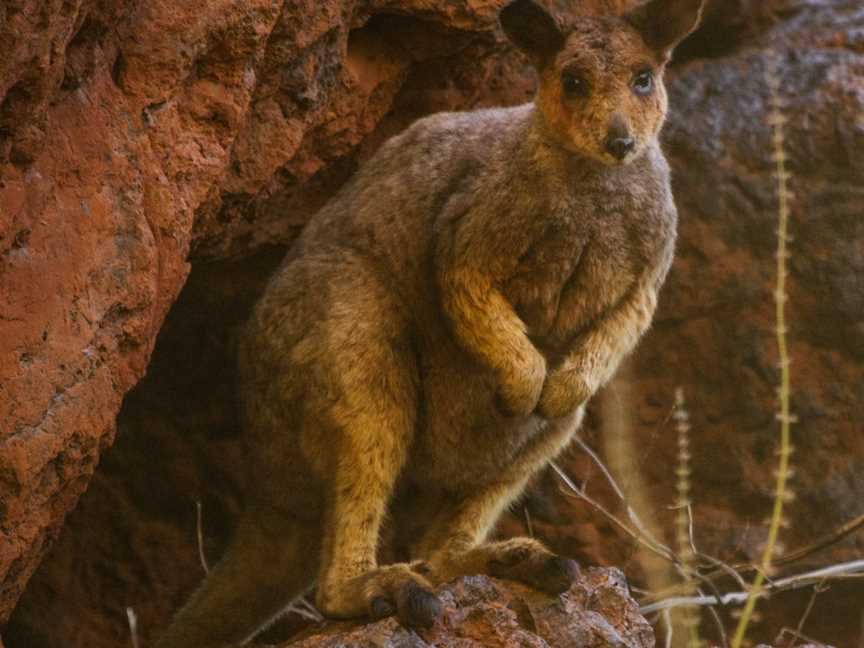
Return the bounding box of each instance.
[312,402,443,629]
[415,480,578,595]
[416,413,584,595]
[314,410,442,631]
[309,307,441,627]
[154,503,319,648]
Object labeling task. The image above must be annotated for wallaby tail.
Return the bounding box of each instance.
[154,503,319,648]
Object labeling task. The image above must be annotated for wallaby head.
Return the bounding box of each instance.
[501,0,704,165]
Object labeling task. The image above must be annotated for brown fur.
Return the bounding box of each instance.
[536,17,668,164]
[155,1,704,645]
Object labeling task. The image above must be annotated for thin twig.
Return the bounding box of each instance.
[554,444,731,641]
[686,504,699,559]
[662,609,674,648]
[573,436,626,501]
[777,581,825,648]
[697,552,750,593]
[642,511,864,605]
[127,607,140,648]
[286,595,325,623]
[776,628,830,648]
[644,591,760,613]
[285,605,323,623]
[773,513,864,567]
[642,559,864,614]
[571,437,668,550]
[637,402,677,473]
[551,462,679,565]
[524,506,534,538]
[706,603,729,648]
[196,500,210,575]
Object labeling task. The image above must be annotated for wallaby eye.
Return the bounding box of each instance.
[561,71,590,98]
[632,70,654,96]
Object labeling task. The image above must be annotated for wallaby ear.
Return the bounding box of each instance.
[625,0,705,61]
[500,0,565,66]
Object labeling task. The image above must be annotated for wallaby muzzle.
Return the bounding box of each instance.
[604,116,635,160]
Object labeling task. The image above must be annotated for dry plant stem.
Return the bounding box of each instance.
[685,504,698,559]
[558,422,840,648]
[686,579,729,648]
[681,503,728,647]
[554,457,730,648]
[688,576,730,646]
[196,500,210,574]
[642,512,864,604]
[775,513,864,566]
[731,55,795,648]
[674,493,728,647]
[557,446,723,585]
[566,425,860,648]
[570,437,672,557]
[697,551,749,592]
[706,604,729,648]
[672,389,703,648]
[776,628,831,648]
[672,392,695,576]
[552,462,678,564]
[556,448,728,605]
[641,558,864,614]
[287,603,324,623]
[286,594,325,623]
[778,582,824,648]
[574,436,627,501]
[127,607,140,648]
[601,376,677,610]
[663,609,674,648]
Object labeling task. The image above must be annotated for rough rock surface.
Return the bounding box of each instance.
[0,0,523,623]
[281,571,654,648]
[1,0,863,647]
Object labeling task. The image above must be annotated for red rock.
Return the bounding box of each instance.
[2,1,862,647]
[283,570,653,648]
[0,0,287,622]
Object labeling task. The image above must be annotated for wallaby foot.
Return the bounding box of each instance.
[317,563,441,628]
[485,538,579,594]
[431,537,579,595]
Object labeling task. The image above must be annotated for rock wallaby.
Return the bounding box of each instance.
[156,0,704,645]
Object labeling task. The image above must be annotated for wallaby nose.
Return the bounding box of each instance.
[604,135,635,160]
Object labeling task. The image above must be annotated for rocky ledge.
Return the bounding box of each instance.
[281,569,654,648]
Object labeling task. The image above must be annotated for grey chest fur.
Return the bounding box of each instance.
[504,183,674,355]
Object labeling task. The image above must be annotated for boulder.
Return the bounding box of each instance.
[280,571,654,648]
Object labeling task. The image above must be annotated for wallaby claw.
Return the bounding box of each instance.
[395,581,442,628]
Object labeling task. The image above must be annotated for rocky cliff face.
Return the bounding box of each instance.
[1,0,862,647]
[0,0,526,624]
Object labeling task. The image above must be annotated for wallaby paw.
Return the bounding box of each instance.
[394,580,442,628]
[495,353,547,417]
[536,368,590,420]
[487,542,579,595]
[409,559,434,576]
[361,565,441,629]
[370,595,396,619]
